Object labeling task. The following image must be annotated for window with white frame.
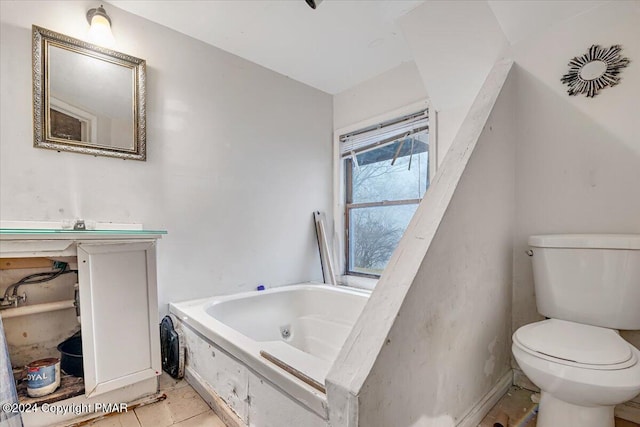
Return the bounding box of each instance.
[340,109,430,277]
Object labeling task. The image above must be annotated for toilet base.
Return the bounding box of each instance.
[537,392,614,427]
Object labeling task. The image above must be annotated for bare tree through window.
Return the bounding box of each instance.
[346,132,429,276]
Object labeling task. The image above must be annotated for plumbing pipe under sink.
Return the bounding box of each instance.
[0,300,75,319]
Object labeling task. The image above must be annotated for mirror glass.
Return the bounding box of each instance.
[579,60,607,81]
[48,45,134,149]
[33,26,146,160]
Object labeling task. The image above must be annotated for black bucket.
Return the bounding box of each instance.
[57,334,83,377]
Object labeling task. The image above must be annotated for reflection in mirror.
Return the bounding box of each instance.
[48,45,134,149]
[578,60,607,81]
[33,26,146,160]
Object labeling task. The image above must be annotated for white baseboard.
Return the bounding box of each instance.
[186,367,246,427]
[457,371,512,427]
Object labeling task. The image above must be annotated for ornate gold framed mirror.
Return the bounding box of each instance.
[32,26,146,160]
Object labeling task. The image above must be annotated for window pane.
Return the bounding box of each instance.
[348,204,418,275]
[350,132,429,204]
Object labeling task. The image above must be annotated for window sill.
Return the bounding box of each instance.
[338,275,378,291]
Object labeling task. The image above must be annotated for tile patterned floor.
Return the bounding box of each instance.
[88,374,225,427]
[91,378,639,427]
[479,386,640,427]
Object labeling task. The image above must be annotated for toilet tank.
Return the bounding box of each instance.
[529,234,640,330]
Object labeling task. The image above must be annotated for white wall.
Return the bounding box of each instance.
[0,1,333,315]
[333,61,428,131]
[358,66,515,427]
[329,1,639,424]
[390,1,640,411]
[326,61,514,427]
[398,1,509,164]
[511,0,640,357]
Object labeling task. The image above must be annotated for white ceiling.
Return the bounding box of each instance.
[487,0,607,45]
[108,0,425,94]
[107,0,613,95]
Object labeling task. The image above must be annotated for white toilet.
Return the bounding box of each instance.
[512,234,640,427]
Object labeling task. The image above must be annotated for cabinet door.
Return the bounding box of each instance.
[77,241,160,397]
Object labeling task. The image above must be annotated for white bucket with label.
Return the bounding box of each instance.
[26,358,61,397]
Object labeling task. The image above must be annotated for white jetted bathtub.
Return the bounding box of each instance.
[169,283,370,424]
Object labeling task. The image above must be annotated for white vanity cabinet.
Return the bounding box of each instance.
[0,228,166,426]
[77,240,160,397]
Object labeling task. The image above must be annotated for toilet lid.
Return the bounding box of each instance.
[514,319,633,366]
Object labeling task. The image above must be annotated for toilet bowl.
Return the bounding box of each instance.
[513,320,640,427]
[513,234,640,427]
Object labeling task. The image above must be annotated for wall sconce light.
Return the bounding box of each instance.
[86,5,115,47]
[305,0,323,9]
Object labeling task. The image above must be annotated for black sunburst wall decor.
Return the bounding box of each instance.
[561,44,630,97]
